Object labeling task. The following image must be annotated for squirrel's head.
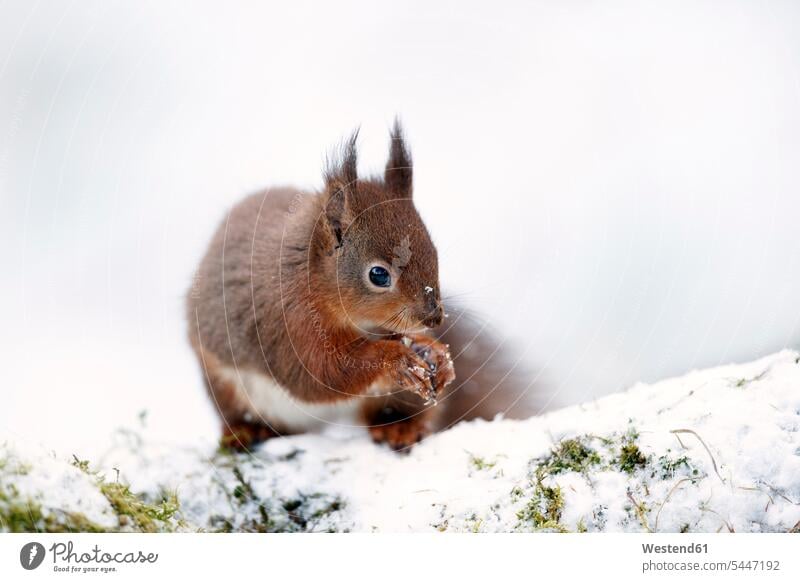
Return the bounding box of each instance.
[310,121,444,335]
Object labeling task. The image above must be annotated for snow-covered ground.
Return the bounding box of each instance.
[2,350,799,533]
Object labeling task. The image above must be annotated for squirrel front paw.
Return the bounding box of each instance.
[387,346,436,400]
[402,335,456,404]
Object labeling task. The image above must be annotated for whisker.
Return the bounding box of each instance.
[401,311,413,335]
[440,291,476,301]
[369,306,407,338]
[387,308,407,331]
[377,307,405,330]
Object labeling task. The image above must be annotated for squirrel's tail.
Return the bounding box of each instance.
[432,306,544,430]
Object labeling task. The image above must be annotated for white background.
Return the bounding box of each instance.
[1,0,799,454]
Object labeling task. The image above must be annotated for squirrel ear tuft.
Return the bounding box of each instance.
[322,129,359,249]
[325,129,359,190]
[385,118,413,196]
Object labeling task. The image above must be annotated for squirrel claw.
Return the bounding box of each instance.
[401,334,455,405]
[391,335,455,403]
[415,382,438,406]
[421,392,438,406]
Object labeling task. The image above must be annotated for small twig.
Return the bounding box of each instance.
[627,492,652,533]
[700,506,734,532]
[762,482,800,505]
[737,485,777,513]
[670,429,725,483]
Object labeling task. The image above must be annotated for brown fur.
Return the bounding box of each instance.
[187,122,536,451]
[187,122,455,449]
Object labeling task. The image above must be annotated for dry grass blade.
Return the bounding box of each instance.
[627,492,652,533]
[670,429,725,483]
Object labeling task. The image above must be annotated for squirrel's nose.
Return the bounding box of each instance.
[421,303,444,329]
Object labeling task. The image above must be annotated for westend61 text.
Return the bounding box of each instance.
[642,543,708,554]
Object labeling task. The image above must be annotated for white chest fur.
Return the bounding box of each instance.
[218,365,362,432]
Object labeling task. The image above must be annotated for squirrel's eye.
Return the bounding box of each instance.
[368,266,391,288]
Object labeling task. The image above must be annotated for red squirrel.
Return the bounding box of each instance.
[187,122,528,450]
[187,122,531,451]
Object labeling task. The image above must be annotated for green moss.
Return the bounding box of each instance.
[310,498,342,520]
[230,465,271,531]
[514,430,656,532]
[655,455,698,480]
[0,487,44,532]
[70,455,181,532]
[626,494,652,532]
[515,435,622,532]
[99,481,180,532]
[468,453,497,471]
[5,444,348,533]
[618,442,647,474]
[536,437,601,476]
[516,481,566,532]
[0,453,31,477]
[71,455,91,473]
[733,369,768,388]
[459,513,485,533]
[0,485,107,533]
[1,453,108,532]
[219,462,344,532]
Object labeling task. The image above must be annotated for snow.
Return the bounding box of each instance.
[2,350,799,532]
[0,443,119,530]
